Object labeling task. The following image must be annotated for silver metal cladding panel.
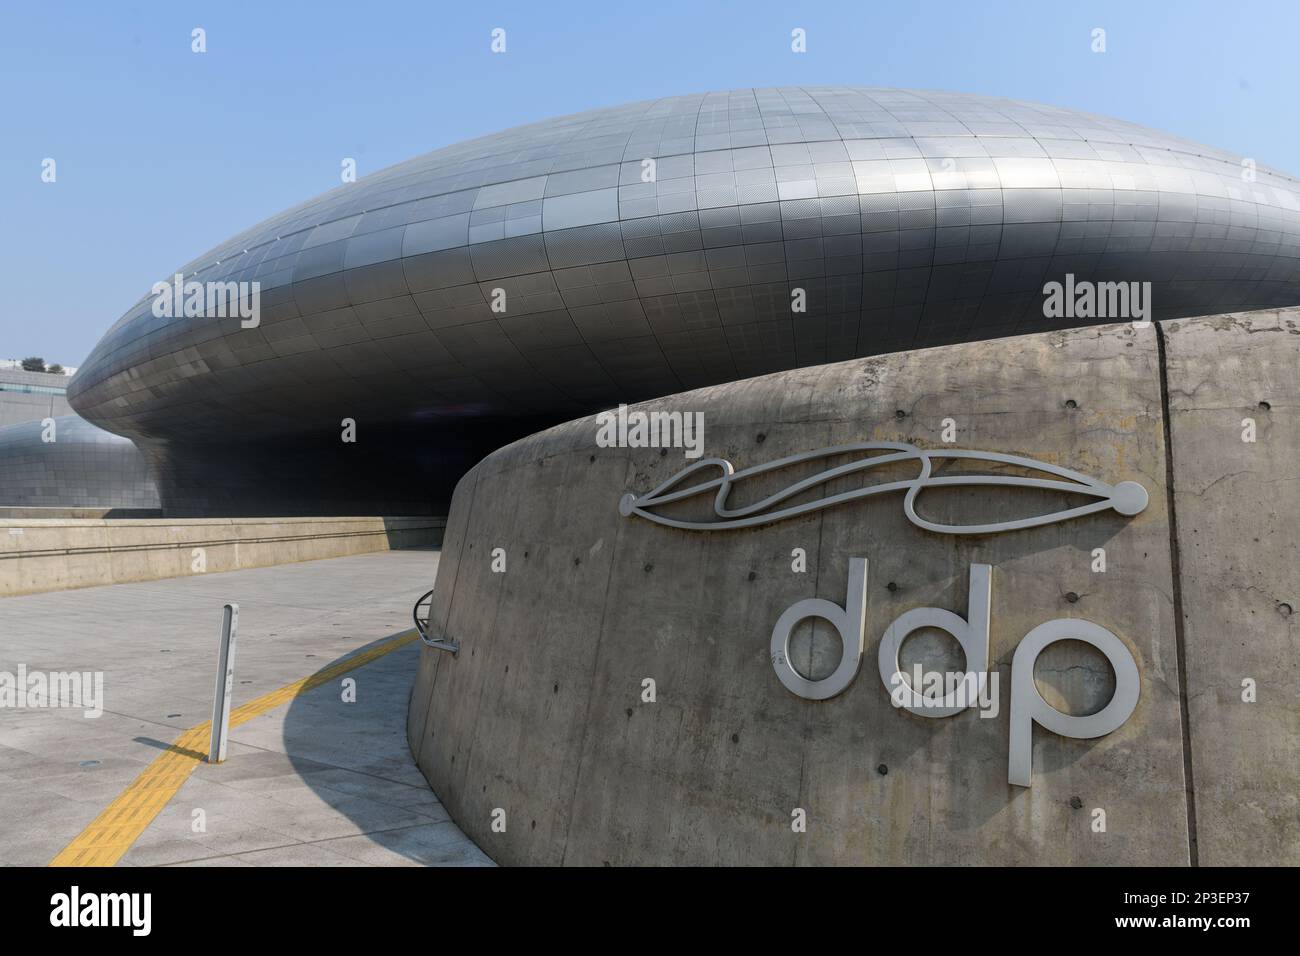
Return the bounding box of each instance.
[0,415,160,509]
[68,87,1300,445]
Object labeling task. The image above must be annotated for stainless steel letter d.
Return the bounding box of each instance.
[770,558,868,700]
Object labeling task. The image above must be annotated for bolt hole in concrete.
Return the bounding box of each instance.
[1279,602,1293,618]
[1065,398,1078,409]
[1259,400,1271,411]
[1032,639,1117,717]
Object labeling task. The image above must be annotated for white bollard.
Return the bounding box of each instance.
[208,603,239,763]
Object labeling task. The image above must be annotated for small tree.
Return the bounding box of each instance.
[20,357,46,372]
[46,364,65,375]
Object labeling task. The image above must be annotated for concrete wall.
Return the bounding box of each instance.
[0,516,444,597]
[1162,313,1300,865]
[407,312,1297,866]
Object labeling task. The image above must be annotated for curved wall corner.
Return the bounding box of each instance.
[407,311,1298,866]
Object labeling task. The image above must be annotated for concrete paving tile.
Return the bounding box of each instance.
[189,826,300,857]
[224,842,360,867]
[321,822,494,866]
[259,795,433,843]
[121,838,219,867]
[30,773,139,803]
[250,786,359,809]
[169,855,255,867]
[297,766,422,797]
[1,838,71,866]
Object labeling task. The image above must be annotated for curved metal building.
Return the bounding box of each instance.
[68,87,1300,515]
[0,415,159,510]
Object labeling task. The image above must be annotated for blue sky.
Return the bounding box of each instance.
[3,0,1297,364]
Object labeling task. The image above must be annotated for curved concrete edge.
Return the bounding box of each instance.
[408,311,1298,865]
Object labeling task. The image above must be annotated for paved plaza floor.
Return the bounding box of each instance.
[0,548,491,866]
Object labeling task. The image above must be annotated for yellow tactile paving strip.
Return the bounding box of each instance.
[49,629,419,867]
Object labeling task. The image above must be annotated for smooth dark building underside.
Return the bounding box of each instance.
[66,88,1300,515]
[133,420,539,517]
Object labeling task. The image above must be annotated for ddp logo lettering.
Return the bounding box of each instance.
[621,442,1149,787]
[768,558,1139,787]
